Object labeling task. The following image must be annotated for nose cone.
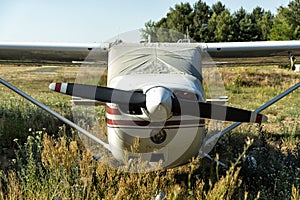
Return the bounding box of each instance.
[145,87,173,122]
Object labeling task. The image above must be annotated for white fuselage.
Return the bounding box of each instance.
[105,43,206,169]
[106,74,206,168]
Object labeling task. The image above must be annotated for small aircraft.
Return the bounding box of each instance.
[0,30,299,171]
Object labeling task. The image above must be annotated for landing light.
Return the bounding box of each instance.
[150,129,167,144]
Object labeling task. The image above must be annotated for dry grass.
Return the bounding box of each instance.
[0,64,299,199]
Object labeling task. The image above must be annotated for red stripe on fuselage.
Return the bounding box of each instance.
[106,106,122,115]
[106,106,205,127]
[106,118,205,127]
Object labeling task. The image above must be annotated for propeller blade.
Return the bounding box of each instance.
[49,83,146,107]
[172,98,267,123]
[49,83,267,123]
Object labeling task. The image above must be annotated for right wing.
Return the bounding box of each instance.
[0,42,108,63]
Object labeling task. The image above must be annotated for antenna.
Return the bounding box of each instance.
[185,26,189,40]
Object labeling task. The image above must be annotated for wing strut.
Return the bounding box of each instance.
[200,81,300,158]
[0,78,111,151]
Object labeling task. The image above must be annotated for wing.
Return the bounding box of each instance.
[202,40,300,57]
[2,40,300,64]
[200,40,300,65]
[0,42,108,63]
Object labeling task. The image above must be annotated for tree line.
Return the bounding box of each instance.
[143,0,300,42]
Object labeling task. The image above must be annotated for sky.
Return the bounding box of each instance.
[0,0,292,43]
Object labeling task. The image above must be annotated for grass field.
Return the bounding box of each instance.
[0,64,299,199]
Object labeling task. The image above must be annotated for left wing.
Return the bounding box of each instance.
[200,40,300,65]
[201,40,300,58]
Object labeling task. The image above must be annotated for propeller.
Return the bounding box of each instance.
[49,82,267,123]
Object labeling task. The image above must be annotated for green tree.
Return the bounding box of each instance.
[250,7,274,41]
[257,10,274,40]
[208,9,233,42]
[142,3,193,42]
[250,7,264,40]
[190,0,212,42]
[143,20,158,42]
[284,0,300,34]
[269,0,300,40]
[143,0,291,42]
[269,8,295,40]
[165,2,193,37]
[211,1,226,15]
[231,8,258,41]
[215,9,233,42]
